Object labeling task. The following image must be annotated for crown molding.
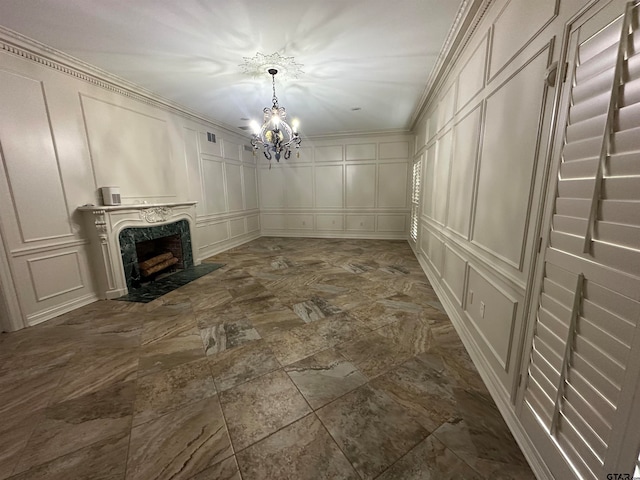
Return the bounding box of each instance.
[409,0,494,130]
[305,128,411,142]
[0,25,247,138]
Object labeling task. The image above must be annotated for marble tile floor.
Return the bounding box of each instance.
[0,237,535,480]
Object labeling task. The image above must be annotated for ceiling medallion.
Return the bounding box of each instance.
[240,52,304,79]
[249,68,301,164]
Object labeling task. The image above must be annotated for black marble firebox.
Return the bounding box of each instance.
[119,219,193,290]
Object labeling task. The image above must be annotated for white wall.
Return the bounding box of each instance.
[258,135,412,239]
[410,0,601,478]
[0,32,259,330]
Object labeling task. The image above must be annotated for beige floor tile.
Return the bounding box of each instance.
[127,396,232,480]
[219,370,311,450]
[376,435,483,480]
[237,413,358,480]
[317,383,429,480]
[133,358,216,426]
[208,339,281,392]
[285,348,367,410]
[14,380,134,473]
[8,432,129,480]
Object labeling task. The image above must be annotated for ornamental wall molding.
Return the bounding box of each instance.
[0,26,243,139]
[410,0,494,129]
[139,207,173,223]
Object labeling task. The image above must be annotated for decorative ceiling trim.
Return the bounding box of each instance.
[0,25,246,139]
[305,128,411,141]
[240,52,304,79]
[409,0,494,130]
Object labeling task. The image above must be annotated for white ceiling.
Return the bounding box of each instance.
[0,0,463,137]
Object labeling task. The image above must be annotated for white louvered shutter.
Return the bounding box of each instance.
[410,157,422,242]
[522,2,640,479]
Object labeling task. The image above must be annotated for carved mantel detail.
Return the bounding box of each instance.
[139,207,172,223]
[92,210,108,240]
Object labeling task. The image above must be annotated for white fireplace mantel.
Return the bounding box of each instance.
[78,201,198,299]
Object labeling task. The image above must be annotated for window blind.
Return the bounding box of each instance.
[410,158,422,242]
[523,2,640,479]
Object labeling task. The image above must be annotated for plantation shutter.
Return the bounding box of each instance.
[410,157,422,242]
[523,2,640,479]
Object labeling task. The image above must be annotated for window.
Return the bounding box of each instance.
[410,157,422,242]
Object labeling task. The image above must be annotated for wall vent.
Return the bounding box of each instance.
[206,132,216,143]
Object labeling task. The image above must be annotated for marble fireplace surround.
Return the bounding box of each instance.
[78,202,198,299]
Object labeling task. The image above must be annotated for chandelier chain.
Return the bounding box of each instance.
[271,73,279,108]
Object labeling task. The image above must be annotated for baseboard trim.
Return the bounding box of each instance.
[27,293,99,326]
[260,231,408,240]
[196,232,261,262]
[410,244,553,480]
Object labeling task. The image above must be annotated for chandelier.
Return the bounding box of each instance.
[250,68,301,162]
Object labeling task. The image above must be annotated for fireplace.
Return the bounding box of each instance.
[119,219,193,290]
[78,202,198,299]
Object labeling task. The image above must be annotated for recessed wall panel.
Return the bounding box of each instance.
[377,163,408,208]
[438,85,456,129]
[422,145,436,218]
[346,215,375,232]
[202,159,227,214]
[465,267,519,369]
[428,109,439,141]
[197,221,229,248]
[490,0,557,77]
[225,163,243,212]
[377,215,406,232]
[184,127,205,216]
[379,141,409,159]
[315,165,343,208]
[416,119,427,151]
[286,214,314,230]
[27,251,83,301]
[315,145,343,162]
[346,143,376,161]
[259,168,285,208]
[457,36,488,110]
[0,70,71,241]
[229,218,245,237]
[428,232,444,275]
[284,166,313,208]
[434,130,452,224]
[81,95,175,199]
[247,215,260,232]
[346,164,376,207]
[316,215,344,231]
[447,107,482,237]
[419,226,430,257]
[243,166,258,210]
[223,139,240,161]
[261,214,286,230]
[443,246,466,306]
[473,50,548,266]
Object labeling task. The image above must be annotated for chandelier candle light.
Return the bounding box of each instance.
[250,68,301,163]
